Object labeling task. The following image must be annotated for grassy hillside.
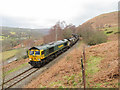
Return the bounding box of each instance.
[0,26,48,51]
[25,41,118,88]
[80,11,118,29]
[0,48,23,61]
[76,11,119,44]
[0,26,49,41]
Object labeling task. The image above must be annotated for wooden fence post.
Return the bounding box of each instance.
[83,46,86,89]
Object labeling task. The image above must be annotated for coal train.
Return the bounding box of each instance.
[28,34,79,67]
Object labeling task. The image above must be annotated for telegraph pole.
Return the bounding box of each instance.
[55,26,57,42]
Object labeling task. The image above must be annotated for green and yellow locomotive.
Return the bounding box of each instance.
[28,39,70,67]
[28,34,79,67]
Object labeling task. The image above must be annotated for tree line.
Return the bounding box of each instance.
[43,21,107,46]
[2,21,107,51]
[43,21,76,44]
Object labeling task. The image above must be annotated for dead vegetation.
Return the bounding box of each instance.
[80,11,118,29]
[25,40,118,88]
[86,41,118,88]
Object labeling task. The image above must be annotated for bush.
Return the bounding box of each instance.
[77,23,107,45]
[106,31,113,34]
[114,31,120,34]
[85,31,107,45]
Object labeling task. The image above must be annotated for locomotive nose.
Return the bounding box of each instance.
[33,56,37,60]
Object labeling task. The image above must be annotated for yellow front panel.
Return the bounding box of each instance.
[28,50,41,61]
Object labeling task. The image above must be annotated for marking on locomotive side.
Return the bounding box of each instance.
[58,45,63,48]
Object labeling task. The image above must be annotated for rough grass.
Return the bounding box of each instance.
[4,62,28,76]
[62,73,82,88]
[0,36,5,40]
[86,56,103,88]
[49,81,62,87]
[10,32,16,35]
[0,48,23,61]
[38,73,82,88]
[85,55,117,88]
[86,56,103,75]
[66,56,71,61]
[103,27,118,36]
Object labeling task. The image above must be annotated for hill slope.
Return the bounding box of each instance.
[25,11,119,88]
[79,11,118,29]
[25,41,118,88]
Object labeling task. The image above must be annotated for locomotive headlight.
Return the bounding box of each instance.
[29,58,32,60]
[38,59,41,61]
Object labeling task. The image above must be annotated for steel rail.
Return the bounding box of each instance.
[0,67,39,89]
[5,68,39,89]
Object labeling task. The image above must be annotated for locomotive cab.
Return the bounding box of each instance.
[28,50,40,61]
[28,47,45,62]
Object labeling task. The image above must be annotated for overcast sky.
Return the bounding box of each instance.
[0,0,119,29]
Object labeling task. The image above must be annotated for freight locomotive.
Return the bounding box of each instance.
[28,34,79,67]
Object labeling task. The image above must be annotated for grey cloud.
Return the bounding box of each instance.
[0,15,44,29]
[0,1,118,28]
[72,1,118,26]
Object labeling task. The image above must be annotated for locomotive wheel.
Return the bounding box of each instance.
[54,53,57,58]
[37,64,41,68]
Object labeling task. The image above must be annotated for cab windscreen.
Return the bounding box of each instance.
[35,51,40,55]
[30,51,34,55]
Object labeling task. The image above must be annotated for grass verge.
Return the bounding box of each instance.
[4,62,28,76]
[86,56,103,88]
[86,56,103,75]
[0,48,23,61]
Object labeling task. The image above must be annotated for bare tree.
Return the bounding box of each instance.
[63,24,76,39]
[77,22,107,45]
[43,21,64,43]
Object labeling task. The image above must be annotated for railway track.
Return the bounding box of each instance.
[1,67,39,89]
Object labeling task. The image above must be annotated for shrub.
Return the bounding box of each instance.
[106,31,113,34]
[105,29,107,31]
[77,23,107,45]
[114,31,120,34]
[85,31,107,45]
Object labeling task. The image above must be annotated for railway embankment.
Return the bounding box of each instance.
[0,39,80,89]
[25,40,118,88]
